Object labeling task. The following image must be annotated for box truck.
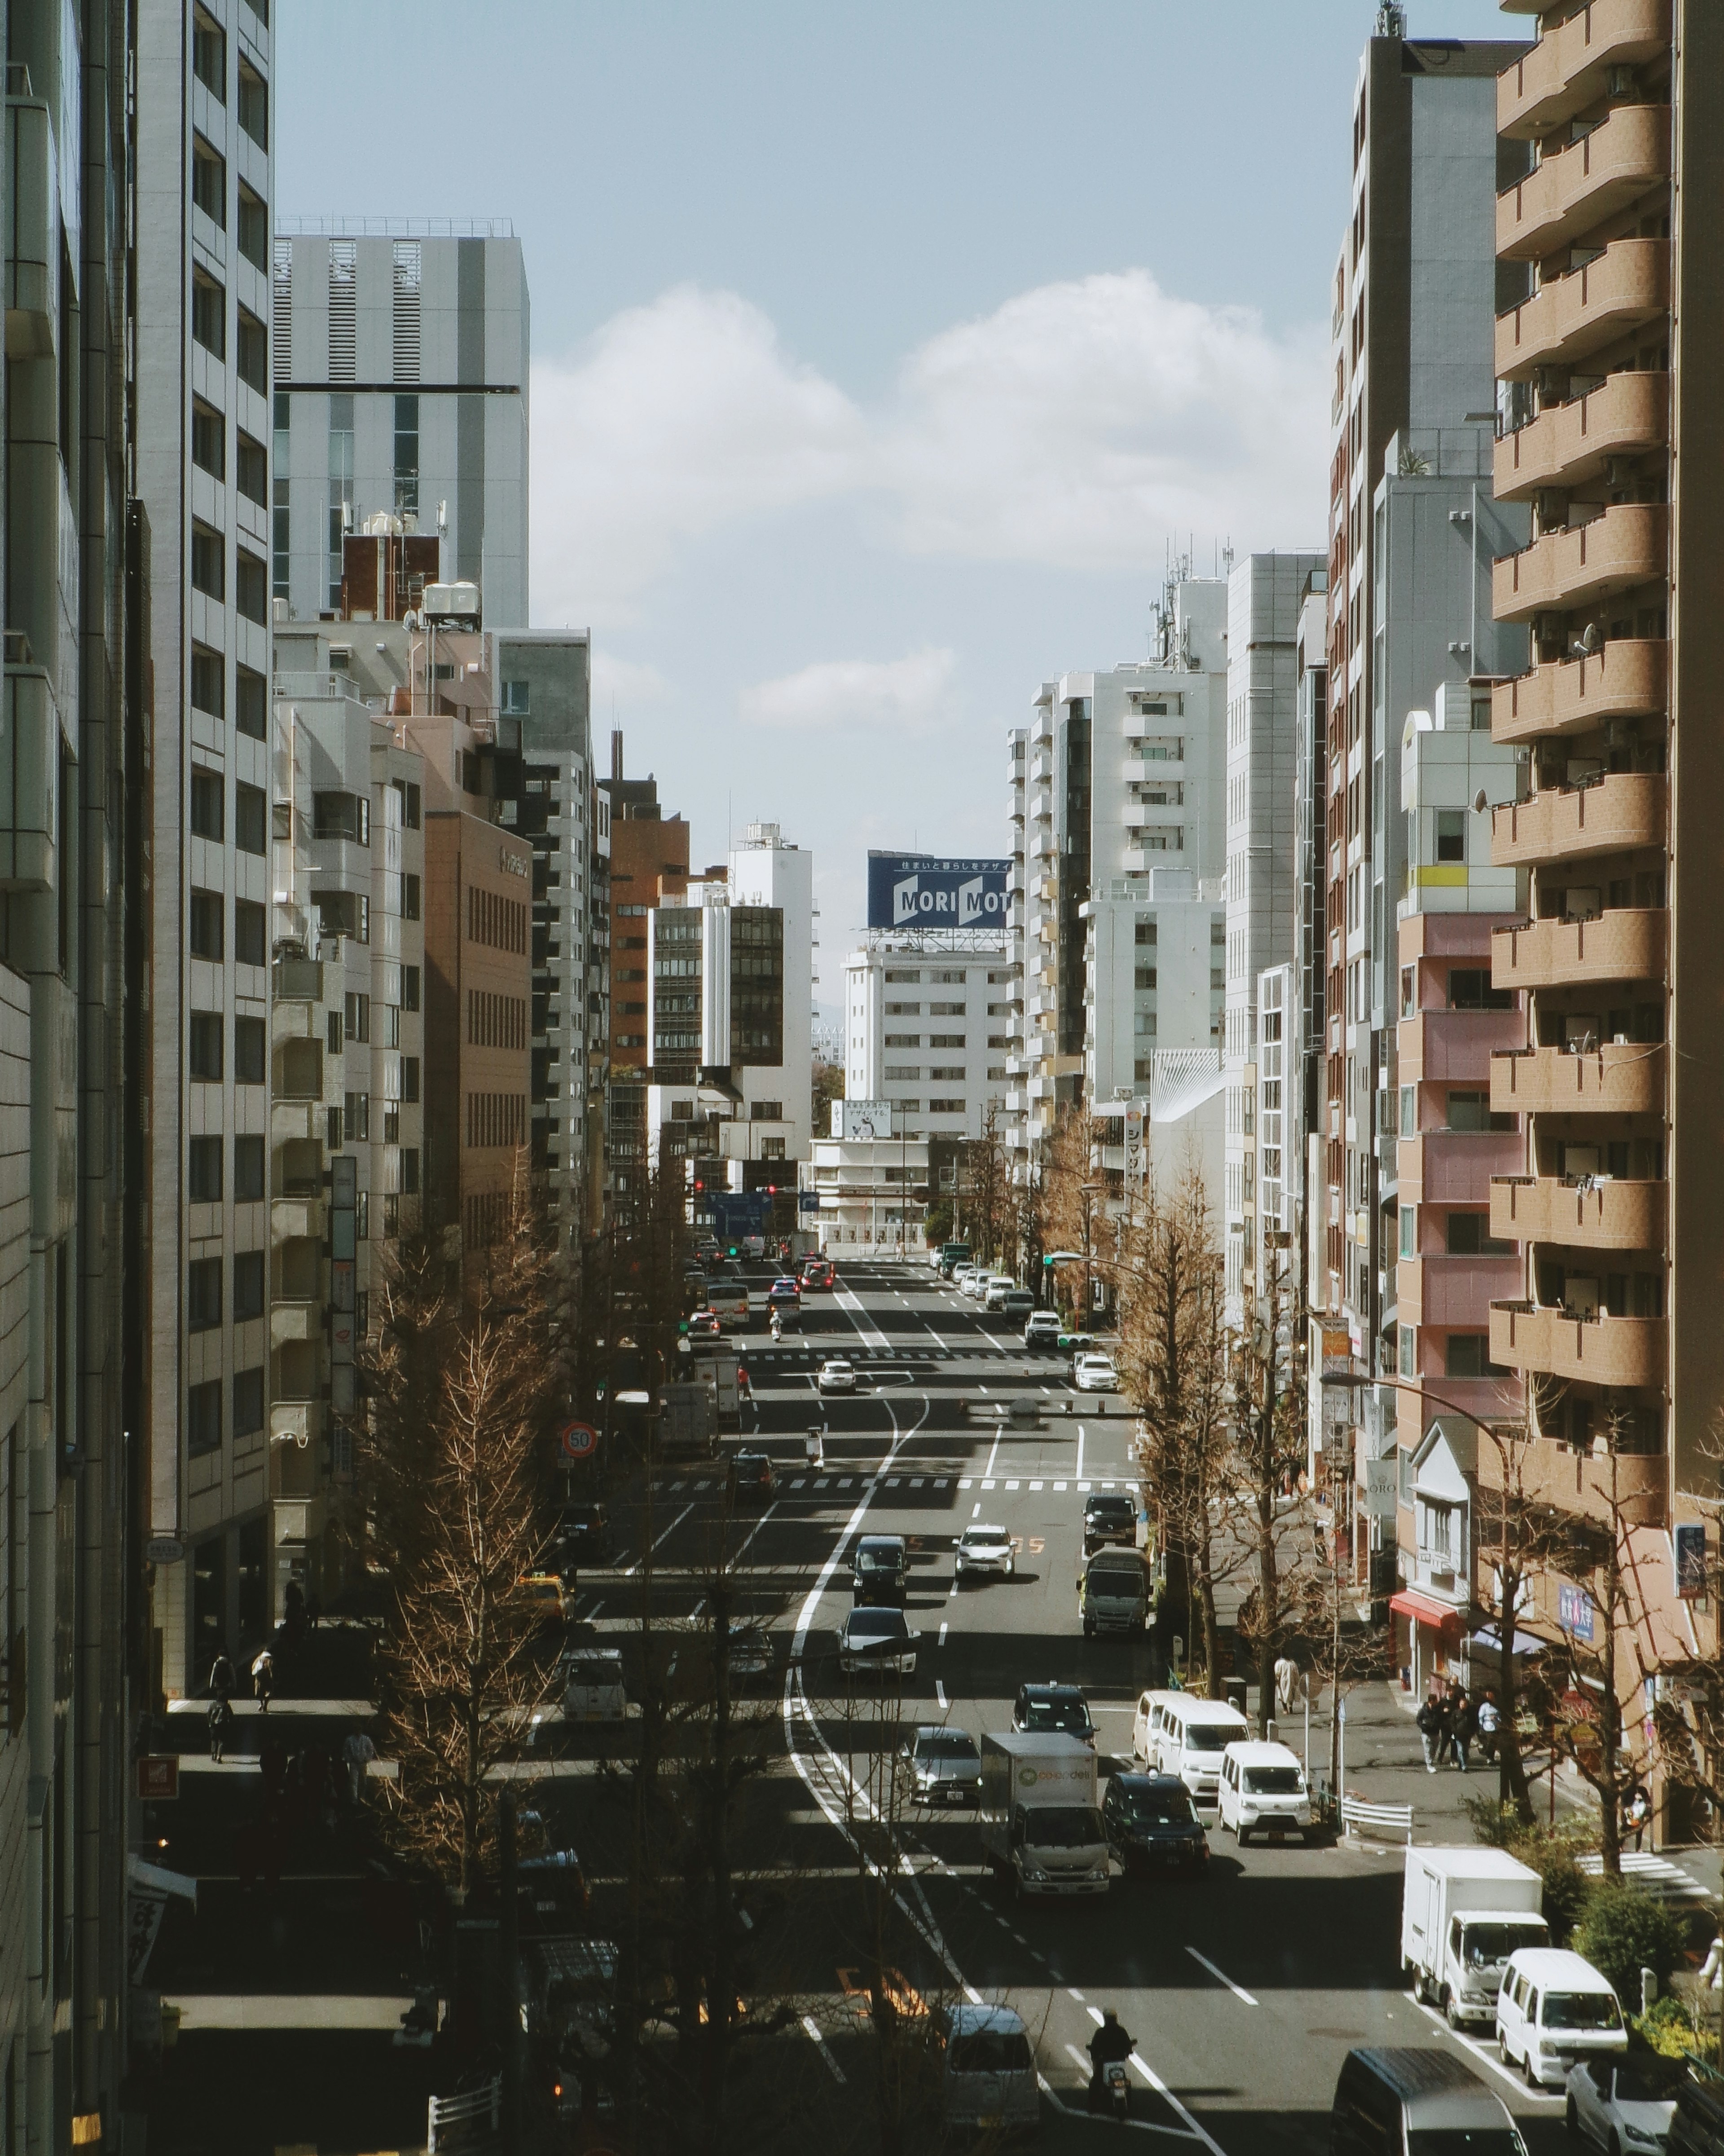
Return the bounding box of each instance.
[979,1733,1110,1899]
[656,1382,717,1462]
[1401,1846,1548,2027]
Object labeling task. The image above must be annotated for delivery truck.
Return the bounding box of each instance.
[1077,1546,1154,1636]
[1401,1846,1549,2028]
[685,1340,742,1431]
[979,1732,1110,1899]
[656,1382,718,1462]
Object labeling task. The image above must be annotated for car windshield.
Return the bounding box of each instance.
[1023,1694,1090,1733]
[1244,1766,1304,1795]
[824,1362,851,1374]
[1614,2062,1684,2103]
[848,1612,906,1639]
[1087,1499,1134,1521]
[1542,1991,1621,2030]
[736,1455,767,1472]
[1022,1805,1104,1849]
[1124,1789,1195,1825]
[567,1657,620,1684]
[1183,1723,1238,1756]
[950,2030,1031,2076]
[1463,1923,1546,1967]
[857,1545,902,1571]
[961,1528,1007,1548]
[1407,2135,1524,2155]
[918,1735,979,1763]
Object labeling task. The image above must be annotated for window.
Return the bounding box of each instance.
[1446,1334,1507,1379]
[1447,1212,1512,1257]
[1399,1205,1416,1260]
[237,182,268,272]
[403,873,420,921]
[1448,968,1512,1012]
[750,1101,783,1121]
[190,647,224,721]
[189,888,224,961]
[314,791,369,845]
[232,1367,264,1439]
[188,1135,223,1203]
[237,307,267,394]
[235,664,266,741]
[345,1092,370,1143]
[1447,1089,1514,1134]
[930,1000,965,1017]
[233,1015,265,1084]
[401,965,420,1013]
[187,1378,222,1456]
[1400,966,1415,1019]
[235,899,266,967]
[233,1134,265,1202]
[191,523,224,601]
[235,783,266,854]
[929,1098,967,1115]
[236,432,267,507]
[761,1137,785,1161]
[344,992,370,1045]
[192,137,226,228]
[192,270,225,360]
[236,547,268,624]
[188,1257,223,1331]
[402,1058,419,1103]
[237,58,268,148]
[500,678,529,716]
[192,399,225,481]
[189,1010,223,1080]
[1400,1324,1416,1378]
[192,9,225,99]
[233,1252,265,1323]
[1400,1085,1416,1138]
[1436,809,1466,864]
[393,393,420,515]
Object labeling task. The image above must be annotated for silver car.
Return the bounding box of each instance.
[899,1727,981,1806]
[1565,2054,1685,2151]
[838,1606,919,1678]
[953,1524,1015,1583]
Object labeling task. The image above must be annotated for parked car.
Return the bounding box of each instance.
[949,1264,976,1292]
[1012,1682,1095,1746]
[817,1358,858,1393]
[1023,1311,1062,1350]
[728,1450,776,1501]
[850,1534,909,1608]
[994,1287,1036,1322]
[1216,1741,1314,1845]
[953,1523,1015,1584]
[1102,1772,1208,1877]
[963,1269,993,1301]
[1566,2055,1687,2152]
[838,1606,919,1678]
[725,1625,774,1682]
[1074,1353,1118,1393]
[981,1274,1016,1310]
[1082,1491,1137,1553]
[1329,2049,1522,2156]
[1495,1948,1626,2089]
[898,1726,982,1807]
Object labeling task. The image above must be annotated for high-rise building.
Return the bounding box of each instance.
[1483,0,1715,1744]
[603,737,690,1075]
[1290,574,1331,1303]
[271,225,528,627]
[843,948,1015,1146]
[137,0,277,1695]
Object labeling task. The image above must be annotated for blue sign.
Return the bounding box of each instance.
[1557,1583,1596,1643]
[867,852,1010,931]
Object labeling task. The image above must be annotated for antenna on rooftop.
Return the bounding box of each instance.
[1375,2,1406,36]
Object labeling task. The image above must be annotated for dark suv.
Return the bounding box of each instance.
[851,1535,909,1608]
[1082,1492,1138,1555]
[1012,1682,1095,1745]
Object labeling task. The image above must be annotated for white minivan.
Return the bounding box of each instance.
[1137,1692,1250,1806]
[1216,1741,1313,1845]
[1495,1947,1626,2089]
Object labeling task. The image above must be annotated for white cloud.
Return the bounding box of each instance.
[589,652,669,712]
[739,648,956,732]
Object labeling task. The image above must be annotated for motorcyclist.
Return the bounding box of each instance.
[1087,2008,1136,2109]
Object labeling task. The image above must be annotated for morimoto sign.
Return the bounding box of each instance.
[867,853,1010,931]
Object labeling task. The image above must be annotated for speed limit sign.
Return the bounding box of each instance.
[560,1421,598,1463]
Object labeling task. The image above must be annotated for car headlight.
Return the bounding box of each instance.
[1024,1866,1047,1881]
[1624,2129,1660,2148]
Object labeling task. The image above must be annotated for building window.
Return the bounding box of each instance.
[1399,1205,1416,1260]
[403,873,421,921]
[401,965,421,1012]
[393,393,419,516]
[188,1135,223,1203]
[190,888,224,962]
[233,1251,265,1323]
[1446,1212,1511,1257]
[192,271,225,360]
[237,432,267,507]
[237,307,267,394]
[1400,1324,1416,1378]
[1400,1085,1416,1137]
[191,522,224,602]
[237,57,268,149]
[1435,809,1465,864]
[929,1098,966,1115]
[235,899,266,968]
[236,547,268,624]
[233,1367,265,1439]
[751,1101,783,1122]
[236,665,266,741]
[190,647,224,722]
[187,1377,222,1455]
[234,1015,265,1084]
[314,791,369,845]
[235,782,266,855]
[192,136,226,228]
[345,1092,370,1143]
[192,8,225,99]
[1448,969,1512,1012]
[402,1058,420,1104]
[188,1257,223,1332]
[192,399,225,481]
[189,1010,224,1080]
[1445,1333,1506,1380]
[392,241,422,380]
[233,1134,265,1203]
[237,182,268,273]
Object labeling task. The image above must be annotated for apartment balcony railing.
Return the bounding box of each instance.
[1498,0,1671,141]
[1497,103,1671,262]
[1401,1005,1525,1083]
[1491,639,1667,746]
[1496,238,1669,381]
[270,1302,319,1349]
[1490,1041,1664,1117]
[1489,1300,1667,1389]
[1490,770,1666,869]
[1494,370,1669,504]
[270,1195,326,1243]
[1492,908,1666,992]
[1492,502,1668,623]
[1398,1251,1522,1327]
[1490,1173,1666,1252]
[1475,1426,1666,1530]
[273,955,324,1002]
[1401,1128,1526,1202]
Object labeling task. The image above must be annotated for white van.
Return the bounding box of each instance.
[932,2004,1039,2136]
[1143,1693,1251,1806]
[562,1647,628,1722]
[1494,1947,1627,2088]
[1216,1741,1313,1844]
[1131,1689,1184,1767]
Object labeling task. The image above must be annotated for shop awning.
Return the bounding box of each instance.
[1468,1626,1547,1661]
[1389,1589,1464,1632]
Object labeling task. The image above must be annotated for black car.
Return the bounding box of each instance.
[1102,1774,1208,1877]
[560,1504,616,1567]
[1082,1491,1137,1555]
[729,1451,776,1501]
[1012,1682,1095,1745]
[852,1534,909,1608]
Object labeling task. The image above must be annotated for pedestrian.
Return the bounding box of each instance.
[251,1646,274,1712]
[1433,1689,1457,1771]
[1626,1786,1651,1853]
[1451,1692,1478,1775]
[209,1647,236,1705]
[1275,1656,1297,1718]
[342,1728,378,1805]
[1416,1689,1443,1774]
[1476,1690,1500,1766]
[207,1694,232,1763]
[305,1592,321,1631]
[283,1579,306,1632]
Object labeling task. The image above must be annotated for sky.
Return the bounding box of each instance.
[278,0,1522,968]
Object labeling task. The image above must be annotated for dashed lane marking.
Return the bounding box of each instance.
[1185,1949,1257,2006]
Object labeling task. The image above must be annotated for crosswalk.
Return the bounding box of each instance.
[1578,1851,1716,1904]
[654,1473,1135,1497]
[748,1345,1045,1365]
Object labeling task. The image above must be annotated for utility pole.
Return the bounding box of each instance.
[704,1576,734,2153]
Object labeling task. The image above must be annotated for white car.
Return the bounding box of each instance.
[1073,1354,1118,1393]
[817,1359,857,1393]
[1216,1741,1313,1844]
[1565,2056,1686,2152]
[839,1607,919,1677]
[962,1268,991,1300]
[953,1524,1015,1583]
[982,1274,1016,1310]
[950,1264,976,1291]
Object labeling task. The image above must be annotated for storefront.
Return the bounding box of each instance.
[1390,1587,1466,1700]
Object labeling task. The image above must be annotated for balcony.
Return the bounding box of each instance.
[270,1302,318,1348]
[1491,1042,1664,1116]
[1491,771,1666,868]
[1399,1252,1522,1326]
[1490,1173,1666,1252]
[1498,0,1671,141]
[1492,908,1666,992]
[1490,1301,1666,1389]
[1491,639,1667,745]
[1494,371,1668,503]
[1477,1429,1666,1531]
[1496,239,1669,381]
[1401,1128,1526,1203]
[1497,104,1671,263]
[271,1195,326,1243]
[1492,503,1667,623]
[1401,1006,1526,1084]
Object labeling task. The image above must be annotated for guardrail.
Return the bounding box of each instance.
[427,2077,501,2153]
[1340,1797,1414,1846]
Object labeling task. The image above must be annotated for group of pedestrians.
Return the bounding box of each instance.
[1415,1682,1502,1775]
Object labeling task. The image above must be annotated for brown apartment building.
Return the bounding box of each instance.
[602,732,690,1072]
[1484,0,1722,1830]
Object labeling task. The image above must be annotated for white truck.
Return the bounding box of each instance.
[979,1732,1110,1899]
[1401,1846,1549,2028]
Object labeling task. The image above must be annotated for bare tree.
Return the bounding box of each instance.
[1473,1398,1570,1825]
[1228,1241,1311,1736]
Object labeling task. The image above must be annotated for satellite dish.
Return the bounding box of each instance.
[1473,789,1489,815]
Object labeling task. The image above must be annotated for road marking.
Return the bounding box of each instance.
[1086,2007,1104,2026]
[1078,1481,1091,1493]
[981,1479,997,1491]
[1054,1480,1067,1491]
[791,1477,805,1488]
[972,1501,981,1518]
[1130,2055,1230,2154]
[730,1502,778,1567]
[910,1476,925,1487]
[936,1682,948,1710]
[1030,1480,1044,1490]
[926,1327,948,1350]
[1068,1988,1085,2002]
[802,2015,846,2083]
[959,1478,973,1490]
[1005,1478,1020,1490]
[1409,1994,1563,2105]
[622,1504,695,1576]
[1076,1428,1085,1481]
[938,1622,948,1646]
[1185,1948,1257,2006]
[934,1477,949,1487]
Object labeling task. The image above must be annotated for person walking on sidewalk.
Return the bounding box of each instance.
[1626,1786,1651,1853]
[1476,1690,1500,1766]
[1416,1689,1443,1773]
[251,1646,275,1712]
[209,1648,236,1706]
[1451,1691,1478,1774]
[207,1694,232,1763]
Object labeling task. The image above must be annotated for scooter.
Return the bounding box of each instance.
[1102,2061,1130,2119]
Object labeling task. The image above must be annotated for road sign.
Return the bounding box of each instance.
[559,1421,598,1463]
[136,1755,180,1801]
[145,1538,185,1565]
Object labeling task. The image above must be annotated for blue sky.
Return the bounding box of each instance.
[279,0,1522,955]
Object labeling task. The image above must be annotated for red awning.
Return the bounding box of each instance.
[1390,1589,1465,1633]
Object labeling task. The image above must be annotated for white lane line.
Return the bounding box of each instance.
[1076,1427,1085,1481]
[1054,1480,1067,1491]
[585,1600,604,1618]
[791,1477,805,1488]
[981,1480,997,1491]
[984,1431,1003,1479]
[910,1476,925,1487]
[971,1501,981,1518]
[938,1623,948,1646]
[729,1501,778,1568]
[1132,2052,1232,2155]
[1184,1948,1257,2006]
[1409,1995,1562,2104]
[936,1681,948,1710]
[1030,1480,1043,1490]
[802,2015,846,2083]
[959,1478,973,1490]
[622,1504,695,1576]
[1068,1988,1085,2002]
[1086,2007,1104,2026]
[1005,1478,1020,1490]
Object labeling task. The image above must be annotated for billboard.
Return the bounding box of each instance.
[867,852,1010,931]
[836,1099,893,1141]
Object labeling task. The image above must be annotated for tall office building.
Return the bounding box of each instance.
[843,945,1015,1146]
[0,0,180,2142]
[1483,0,1718,1752]
[271,225,528,627]
[1321,12,1527,1475]
[137,0,276,1697]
